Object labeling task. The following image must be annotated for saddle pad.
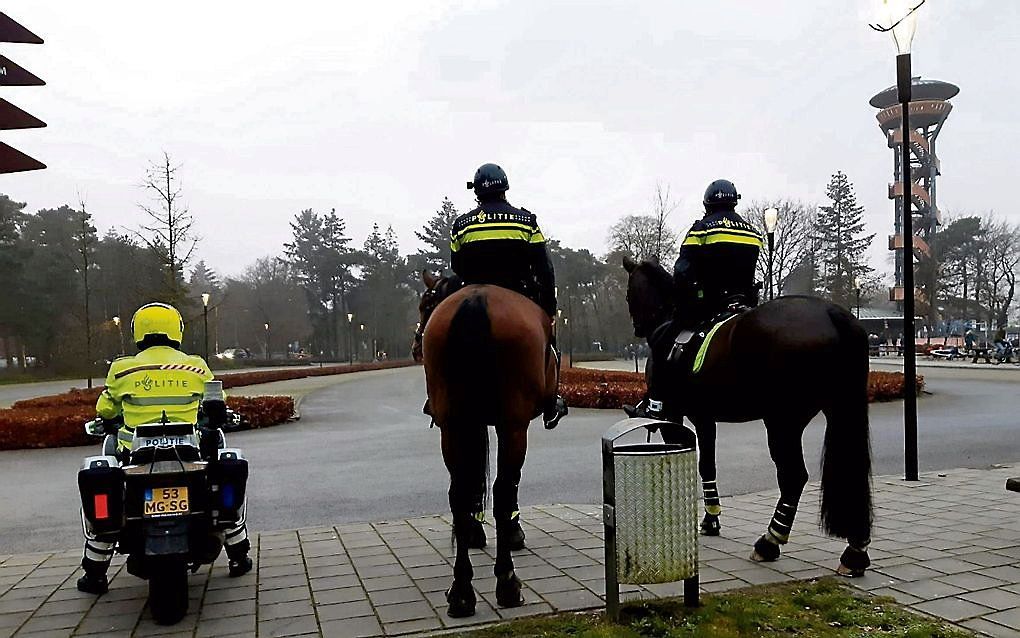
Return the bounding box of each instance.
[692,314,739,374]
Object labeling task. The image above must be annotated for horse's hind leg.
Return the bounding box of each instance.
[751,418,809,563]
[492,424,527,608]
[440,424,485,618]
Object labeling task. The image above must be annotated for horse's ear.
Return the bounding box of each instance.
[622,255,638,273]
[422,270,438,289]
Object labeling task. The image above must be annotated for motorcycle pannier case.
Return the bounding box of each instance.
[78,456,125,536]
[208,449,247,525]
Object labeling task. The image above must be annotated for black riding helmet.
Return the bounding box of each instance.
[703,179,740,212]
[467,163,509,199]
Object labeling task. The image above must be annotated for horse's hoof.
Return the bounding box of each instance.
[837,545,870,578]
[495,573,524,608]
[700,515,721,536]
[466,519,486,549]
[500,520,526,552]
[446,581,476,618]
[750,535,781,562]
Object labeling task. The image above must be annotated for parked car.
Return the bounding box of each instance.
[216,348,252,361]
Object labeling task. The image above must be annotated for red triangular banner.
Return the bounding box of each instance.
[0,98,45,130]
[0,55,44,86]
[0,13,43,44]
[0,141,45,173]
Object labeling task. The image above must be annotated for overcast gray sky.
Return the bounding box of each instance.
[2,1,1017,278]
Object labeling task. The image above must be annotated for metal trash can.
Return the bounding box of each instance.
[603,417,699,618]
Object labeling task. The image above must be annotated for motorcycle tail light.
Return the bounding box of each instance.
[94,494,109,520]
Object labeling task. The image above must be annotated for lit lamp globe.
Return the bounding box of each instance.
[878,0,918,55]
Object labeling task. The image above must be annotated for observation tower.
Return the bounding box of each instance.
[870,77,959,302]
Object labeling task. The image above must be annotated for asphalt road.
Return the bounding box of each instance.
[0,364,329,408]
[1,363,1018,555]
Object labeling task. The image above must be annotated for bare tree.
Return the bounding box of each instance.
[745,200,813,298]
[651,183,679,264]
[72,195,98,386]
[137,152,197,302]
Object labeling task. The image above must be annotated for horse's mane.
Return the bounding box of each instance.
[637,259,674,297]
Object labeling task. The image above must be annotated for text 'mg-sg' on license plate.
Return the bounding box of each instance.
[144,487,189,517]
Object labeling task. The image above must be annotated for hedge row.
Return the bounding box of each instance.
[0,395,296,452]
[558,367,925,409]
[11,360,417,410]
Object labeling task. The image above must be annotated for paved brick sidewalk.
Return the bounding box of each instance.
[2,465,1019,637]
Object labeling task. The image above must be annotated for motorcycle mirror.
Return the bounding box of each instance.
[466,181,474,190]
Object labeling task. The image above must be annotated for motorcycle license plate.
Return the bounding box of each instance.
[144,487,189,517]
[137,436,189,448]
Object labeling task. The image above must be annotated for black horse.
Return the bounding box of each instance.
[623,256,873,575]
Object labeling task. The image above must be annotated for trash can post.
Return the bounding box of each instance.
[602,434,620,621]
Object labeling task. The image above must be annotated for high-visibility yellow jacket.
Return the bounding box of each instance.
[95,346,214,451]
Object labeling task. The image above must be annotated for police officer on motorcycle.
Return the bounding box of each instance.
[628,179,763,420]
[77,303,253,595]
[451,163,568,428]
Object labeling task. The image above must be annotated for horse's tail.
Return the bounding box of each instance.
[443,293,493,515]
[819,306,873,543]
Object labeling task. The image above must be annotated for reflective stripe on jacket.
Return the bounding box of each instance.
[449,199,557,316]
[674,210,763,315]
[95,346,214,450]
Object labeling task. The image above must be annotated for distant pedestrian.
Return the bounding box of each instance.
[965,329,976,353]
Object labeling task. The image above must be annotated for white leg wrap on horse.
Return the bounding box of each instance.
[767,502,797,544]
[702,480,722,516]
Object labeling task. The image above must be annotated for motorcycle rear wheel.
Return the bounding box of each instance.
[148,559,189,625]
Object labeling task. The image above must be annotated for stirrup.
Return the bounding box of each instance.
[543,396,568,430]
[624,399,664,420]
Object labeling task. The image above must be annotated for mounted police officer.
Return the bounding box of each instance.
[450,163,568,429]
[77,303,253,595]
[628,179,763,420]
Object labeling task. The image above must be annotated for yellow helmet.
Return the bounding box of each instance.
[131,303,184,345]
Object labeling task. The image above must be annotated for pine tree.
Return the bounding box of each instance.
[813,171,875,307]
[189,261,221,294]
[415,197,459,273]
[284,208,357,358]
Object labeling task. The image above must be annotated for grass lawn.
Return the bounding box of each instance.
[452,579,971,637]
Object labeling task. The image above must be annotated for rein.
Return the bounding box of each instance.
[415,279,456,353]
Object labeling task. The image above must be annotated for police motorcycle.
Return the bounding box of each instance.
[77,381,248,625]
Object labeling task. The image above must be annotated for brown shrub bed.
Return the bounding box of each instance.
[2,360,412,451]
[0,395,296,452]
[559,366,925,409]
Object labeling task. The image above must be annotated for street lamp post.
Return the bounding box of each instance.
[359,324,365,362]
[764,207,779,301]
[264,323,270,360]
[854,276,862,319]
[346,313,354,365]
[201,292,210,361]
[113,316,124,356]
[872,0,922,481]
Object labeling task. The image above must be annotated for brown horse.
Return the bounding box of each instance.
[622,256,874,576]
[413,271,558,617]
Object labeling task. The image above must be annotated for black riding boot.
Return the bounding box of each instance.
[226,539,253,577]
[624,320,692,421]
[543,339,568,429]
[76,570,109,595]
